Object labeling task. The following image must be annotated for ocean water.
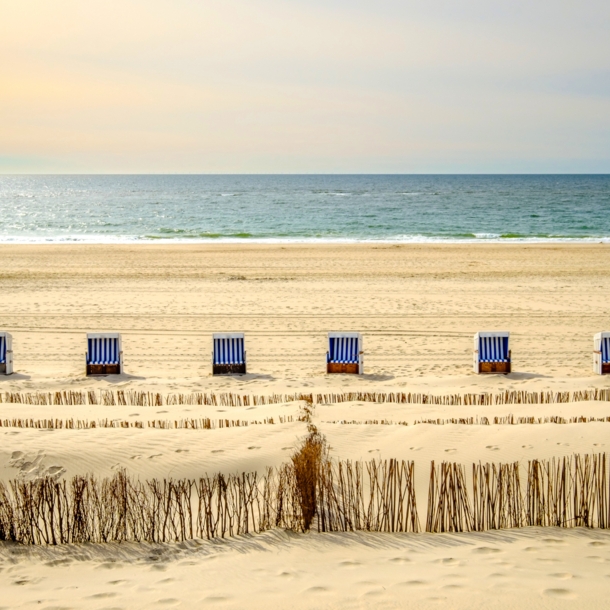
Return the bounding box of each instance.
[0,174,609,243]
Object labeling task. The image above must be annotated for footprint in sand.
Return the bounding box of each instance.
[87,592,118,599]
[589,541,606,547]
[248,446,261,450]
[389,557,411,564]
[444,449,457,454]
[281,447,293,451]
[148,454,162,459]
[548,573,574,580]
[130,455,142,460]
[305,586,330,594]
[543,588,576,599]
[211,450,224,453]
[175,449,189,453]
[434,557,459,565]
[522,445,533,449]
[485,445,500,451]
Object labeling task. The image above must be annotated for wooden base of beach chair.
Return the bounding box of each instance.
[479,362,511,374]
[87,364,121,376]
[213,364,247,375]
[602,364,610,375]
[0,364,6,375]
[327,363,360,374]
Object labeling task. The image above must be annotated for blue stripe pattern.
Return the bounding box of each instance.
[214,337,245,365]
[327,337,359,364]
[602,337,610,364]
[87,337,120,365]
[479,336,509,362]
[0,336,5,364]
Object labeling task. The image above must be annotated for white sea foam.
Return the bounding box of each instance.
[1,234,609,245]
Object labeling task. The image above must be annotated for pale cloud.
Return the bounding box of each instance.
[1,0,608,172]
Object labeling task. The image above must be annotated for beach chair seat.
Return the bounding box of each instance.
[213,333,246,375]
[593,332,610,375]
[0,332,13,375]
[86,333,123,375]
[473,331,511,374]
[326,332,363,374]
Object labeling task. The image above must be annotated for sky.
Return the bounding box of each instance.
[1,0,609,173]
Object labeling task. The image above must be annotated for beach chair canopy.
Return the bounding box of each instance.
[327,333,362,364]
[87,333,121,365]
[601,335,610,364]
[476,332,510,362]
[213,333,245,365]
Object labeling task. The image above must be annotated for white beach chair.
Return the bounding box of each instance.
[213,333,246,375]
[473,331,511,374]
[326,332,363,374]
[0,332,13,375]
[86,333,123,375]
[593,332,610,375]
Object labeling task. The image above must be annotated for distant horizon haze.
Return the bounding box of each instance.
[2,0,609,174]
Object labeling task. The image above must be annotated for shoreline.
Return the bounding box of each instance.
[2,237,610,245]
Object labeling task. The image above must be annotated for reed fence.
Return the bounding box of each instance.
[2,388,610,408]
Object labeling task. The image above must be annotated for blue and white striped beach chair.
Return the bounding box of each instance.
[593,332,610,375]
[326,332,363,374]
[213,333,246,375]
[86,333,123,375]
[0,332,13,375]
[473,331,511,374]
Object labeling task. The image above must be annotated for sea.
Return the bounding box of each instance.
[0,174,609,244]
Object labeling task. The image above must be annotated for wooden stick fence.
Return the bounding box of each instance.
[2,389,610,408]
[2,453,610,544]
[0,415,294,431]
[426,453,610,532]
[324,415,610,427]
[0,459,419,545]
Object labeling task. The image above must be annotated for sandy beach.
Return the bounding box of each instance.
[2,243,610,608]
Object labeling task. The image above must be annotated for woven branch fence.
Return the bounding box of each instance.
[2,389,610,408]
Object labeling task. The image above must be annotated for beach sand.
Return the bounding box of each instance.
[1,243,610,608]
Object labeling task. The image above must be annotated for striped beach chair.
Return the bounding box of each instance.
[86,333,123,376]
[213,333,246,375]
[593,332,610,375]
[326,332,363,374]
[473,331,511,374]
[0,332,13,375]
